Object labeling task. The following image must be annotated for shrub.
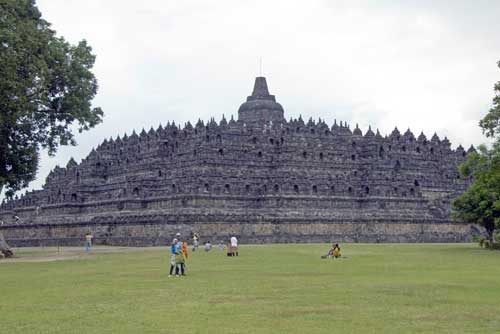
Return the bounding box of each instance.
[479,238,486,248]
[472,235,482,243]
[490,243,500,250]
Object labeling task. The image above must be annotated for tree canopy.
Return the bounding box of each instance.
[0,0,103,197]
[453,61,500,241]
[479,61,500,138]
[453,144,500,240]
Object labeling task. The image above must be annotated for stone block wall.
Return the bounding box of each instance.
[1,219,473,247]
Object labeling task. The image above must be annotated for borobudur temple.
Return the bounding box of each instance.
[0,77,478,246]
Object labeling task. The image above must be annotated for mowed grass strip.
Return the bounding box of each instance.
[1,244,499,334]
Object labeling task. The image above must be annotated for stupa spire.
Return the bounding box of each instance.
[238,77,285,126]
[252,77,270,97]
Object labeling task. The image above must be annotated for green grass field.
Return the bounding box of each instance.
[1,244,500,334]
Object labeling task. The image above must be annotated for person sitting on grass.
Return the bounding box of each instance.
[332,243,341,258]
[322,243,341,259]
[204,241,212,252]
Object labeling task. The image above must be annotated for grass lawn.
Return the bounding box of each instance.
[1,243,500,334]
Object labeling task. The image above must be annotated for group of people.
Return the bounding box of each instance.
[168,233,239,277]
[191,234,238,255]
[81,231,340,275]
[169,233,188,277]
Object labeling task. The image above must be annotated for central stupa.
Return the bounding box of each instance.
[238,77,285,125]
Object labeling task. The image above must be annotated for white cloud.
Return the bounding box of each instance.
[4,0,499,198]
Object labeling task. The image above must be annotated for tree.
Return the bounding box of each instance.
[452,61,500,242]
[0,0,103,197]
[479,61,500,138]
[452,144,500,242]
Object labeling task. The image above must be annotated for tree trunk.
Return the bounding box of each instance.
[0,231,13,258]
[485,219,495,244]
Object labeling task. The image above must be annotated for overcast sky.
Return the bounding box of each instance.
[6,0,500,199]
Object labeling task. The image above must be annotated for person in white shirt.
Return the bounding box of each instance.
[229,236,238,256]
[192,234,199,251]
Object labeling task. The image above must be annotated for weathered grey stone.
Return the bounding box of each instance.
[0,231,13,258]
[0,77,475,245]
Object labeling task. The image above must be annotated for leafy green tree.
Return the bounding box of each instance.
[479,61,500,138]
[453,61,500,242]
[0,0,103,197]
[453,144,500,242]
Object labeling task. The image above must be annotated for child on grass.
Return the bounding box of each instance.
[182,241,189,259]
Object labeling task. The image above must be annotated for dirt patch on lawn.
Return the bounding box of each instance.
[0,246,154,264]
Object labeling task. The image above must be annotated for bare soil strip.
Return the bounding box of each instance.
[0,246,155,264]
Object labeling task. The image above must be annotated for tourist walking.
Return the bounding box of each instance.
[192,233,199,251]
[84,232,93,252]
[229,236,238,256]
